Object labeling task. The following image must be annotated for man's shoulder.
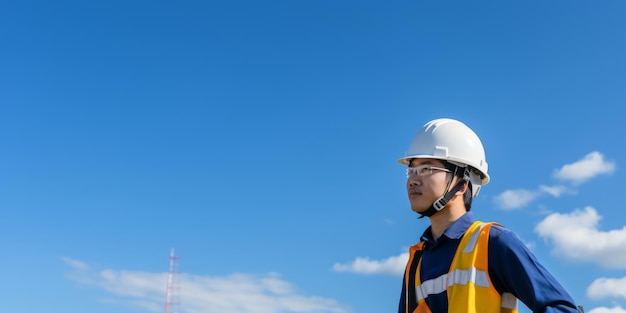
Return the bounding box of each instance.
[482,222,527,249]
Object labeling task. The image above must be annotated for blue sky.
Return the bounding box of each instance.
[1,1,626,313]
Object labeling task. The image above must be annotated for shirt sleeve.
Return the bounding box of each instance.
[488,226,579,313]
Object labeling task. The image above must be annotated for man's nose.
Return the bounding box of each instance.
[407,176,422,186]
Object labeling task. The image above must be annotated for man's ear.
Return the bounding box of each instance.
[456,181,469,195]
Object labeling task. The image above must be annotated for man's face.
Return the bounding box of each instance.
[406,158,452,213]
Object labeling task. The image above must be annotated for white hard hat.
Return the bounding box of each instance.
[398,118,489,196]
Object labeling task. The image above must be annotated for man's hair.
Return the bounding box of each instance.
[443,161,474,212]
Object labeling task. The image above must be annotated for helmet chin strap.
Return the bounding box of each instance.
[418,167,470,219]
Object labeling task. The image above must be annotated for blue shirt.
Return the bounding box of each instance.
[399,212,579,313]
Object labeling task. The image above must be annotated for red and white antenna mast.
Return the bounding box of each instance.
[164,248,181,313]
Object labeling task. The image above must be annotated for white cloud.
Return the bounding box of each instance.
[538,185,572,197]
[332,252,408,277]
[62,258,351,313]
[61,257,90,271]
[494,152,613,209]
[587,276,626,300]
[587,306,626,313]
[494,185,576,210]
[493,189,540,210]
[553,152,615,185]
[534,207,626,268]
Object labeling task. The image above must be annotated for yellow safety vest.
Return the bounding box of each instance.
[404,221,519,313]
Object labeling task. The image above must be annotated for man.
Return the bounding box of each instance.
[397,118,579,313]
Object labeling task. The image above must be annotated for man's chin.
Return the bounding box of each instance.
[410,206,429,214]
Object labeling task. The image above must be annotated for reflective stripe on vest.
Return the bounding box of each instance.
[416,267,491,301]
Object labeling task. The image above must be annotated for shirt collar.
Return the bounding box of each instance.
[420,212,475,243]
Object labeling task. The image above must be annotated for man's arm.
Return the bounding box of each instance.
[488,226,579,313]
